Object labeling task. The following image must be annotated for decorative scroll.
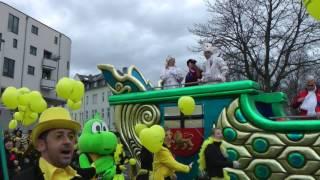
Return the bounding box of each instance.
[216,98,320,179]
[114,104,160,164]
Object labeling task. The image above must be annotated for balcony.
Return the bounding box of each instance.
[40,78,56,90]
[42,58,57,70]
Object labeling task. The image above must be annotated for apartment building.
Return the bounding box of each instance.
[0,2,71,128]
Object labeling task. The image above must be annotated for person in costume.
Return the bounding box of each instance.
[291,75,320,117]
[160,56,184,89]
[150,126,192,180]
[78,114,118,180]
[14,107,95,180]
[185,59,202,87]
[135,124,153,180]
[201,43,228,84]
[198,128,240,180]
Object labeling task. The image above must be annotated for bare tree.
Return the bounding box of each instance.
[190,0,320,92]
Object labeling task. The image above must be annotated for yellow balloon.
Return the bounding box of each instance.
[139,125,165,153]
[14,112,24,121]
[30,98,47,113]
[67,99,82,110]
[178,96,195,115]
[22,117,37,126]
[134,124,147,136]
[18,87,30,95]
[9,119,18,129]
[29,112,38,119]
[69,81,85,102]
[18,105,27,112]
[56,77,75,99]
[1,87,19,109]
[18,94,30,106]
[304,0,320,20]
[29,91,42,100]
[129,158,136,165]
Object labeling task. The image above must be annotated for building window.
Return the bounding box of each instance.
[54,36,58,44]
[92,94,98,104]
[67,61,70,70]
[43,50,52,59]
[3,57,15,78]
[8,14,19,34]
[42,69,51,79]
[86,96,89,105]
[30,46,37,56]
[101,108,105,118]
[85,111,88,119]
[102,92,105,102]
[31,25,38,35]
[0,33,3,51]
[13,39,17,48]
[27,65,35,75]
[92,110,95,117]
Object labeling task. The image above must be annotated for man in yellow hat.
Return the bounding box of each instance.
[14,107,94,180]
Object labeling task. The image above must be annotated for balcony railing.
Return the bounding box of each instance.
[42,58,57,69]
[40,78,55,89]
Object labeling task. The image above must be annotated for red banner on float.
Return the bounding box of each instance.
[166,128,204,157]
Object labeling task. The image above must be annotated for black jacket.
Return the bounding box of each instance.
[13,159,95,180]
[204,142,233,178]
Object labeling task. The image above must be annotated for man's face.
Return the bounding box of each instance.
[212,129,223,140]
[204,51,213,59]
[306,80,316,91]
[36,129,76,168]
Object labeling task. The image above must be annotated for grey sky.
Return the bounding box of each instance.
[2,0,208,84]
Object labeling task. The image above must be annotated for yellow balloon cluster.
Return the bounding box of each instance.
[178,96,195,115]
[1,87,47,129]
[55,77,85,110]
[139,125,165,153]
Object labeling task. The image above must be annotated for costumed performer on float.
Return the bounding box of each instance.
[78,114,118,180]
[135,124,153,180]
[139,125,192,180]
[198,127,240,180]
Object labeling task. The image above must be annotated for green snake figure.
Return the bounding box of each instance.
[78,114,118,180]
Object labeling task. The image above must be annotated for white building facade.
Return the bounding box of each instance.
[0,2,71,129]
[72,74,115,131]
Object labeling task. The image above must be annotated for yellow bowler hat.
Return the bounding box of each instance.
[31,107,81,146]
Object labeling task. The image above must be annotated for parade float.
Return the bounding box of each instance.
[98,64,320,180]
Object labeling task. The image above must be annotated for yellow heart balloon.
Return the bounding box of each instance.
[134,124,147,136]
[139,125,165,153]
[304,0,320,20]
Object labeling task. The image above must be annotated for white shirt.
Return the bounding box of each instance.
[300,89,317,116]
[160,66,184,89]
[201,53,228,83]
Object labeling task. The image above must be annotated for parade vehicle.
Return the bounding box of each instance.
[97,64,320,180]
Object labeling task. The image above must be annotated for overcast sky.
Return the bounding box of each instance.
[2,0,208,84]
